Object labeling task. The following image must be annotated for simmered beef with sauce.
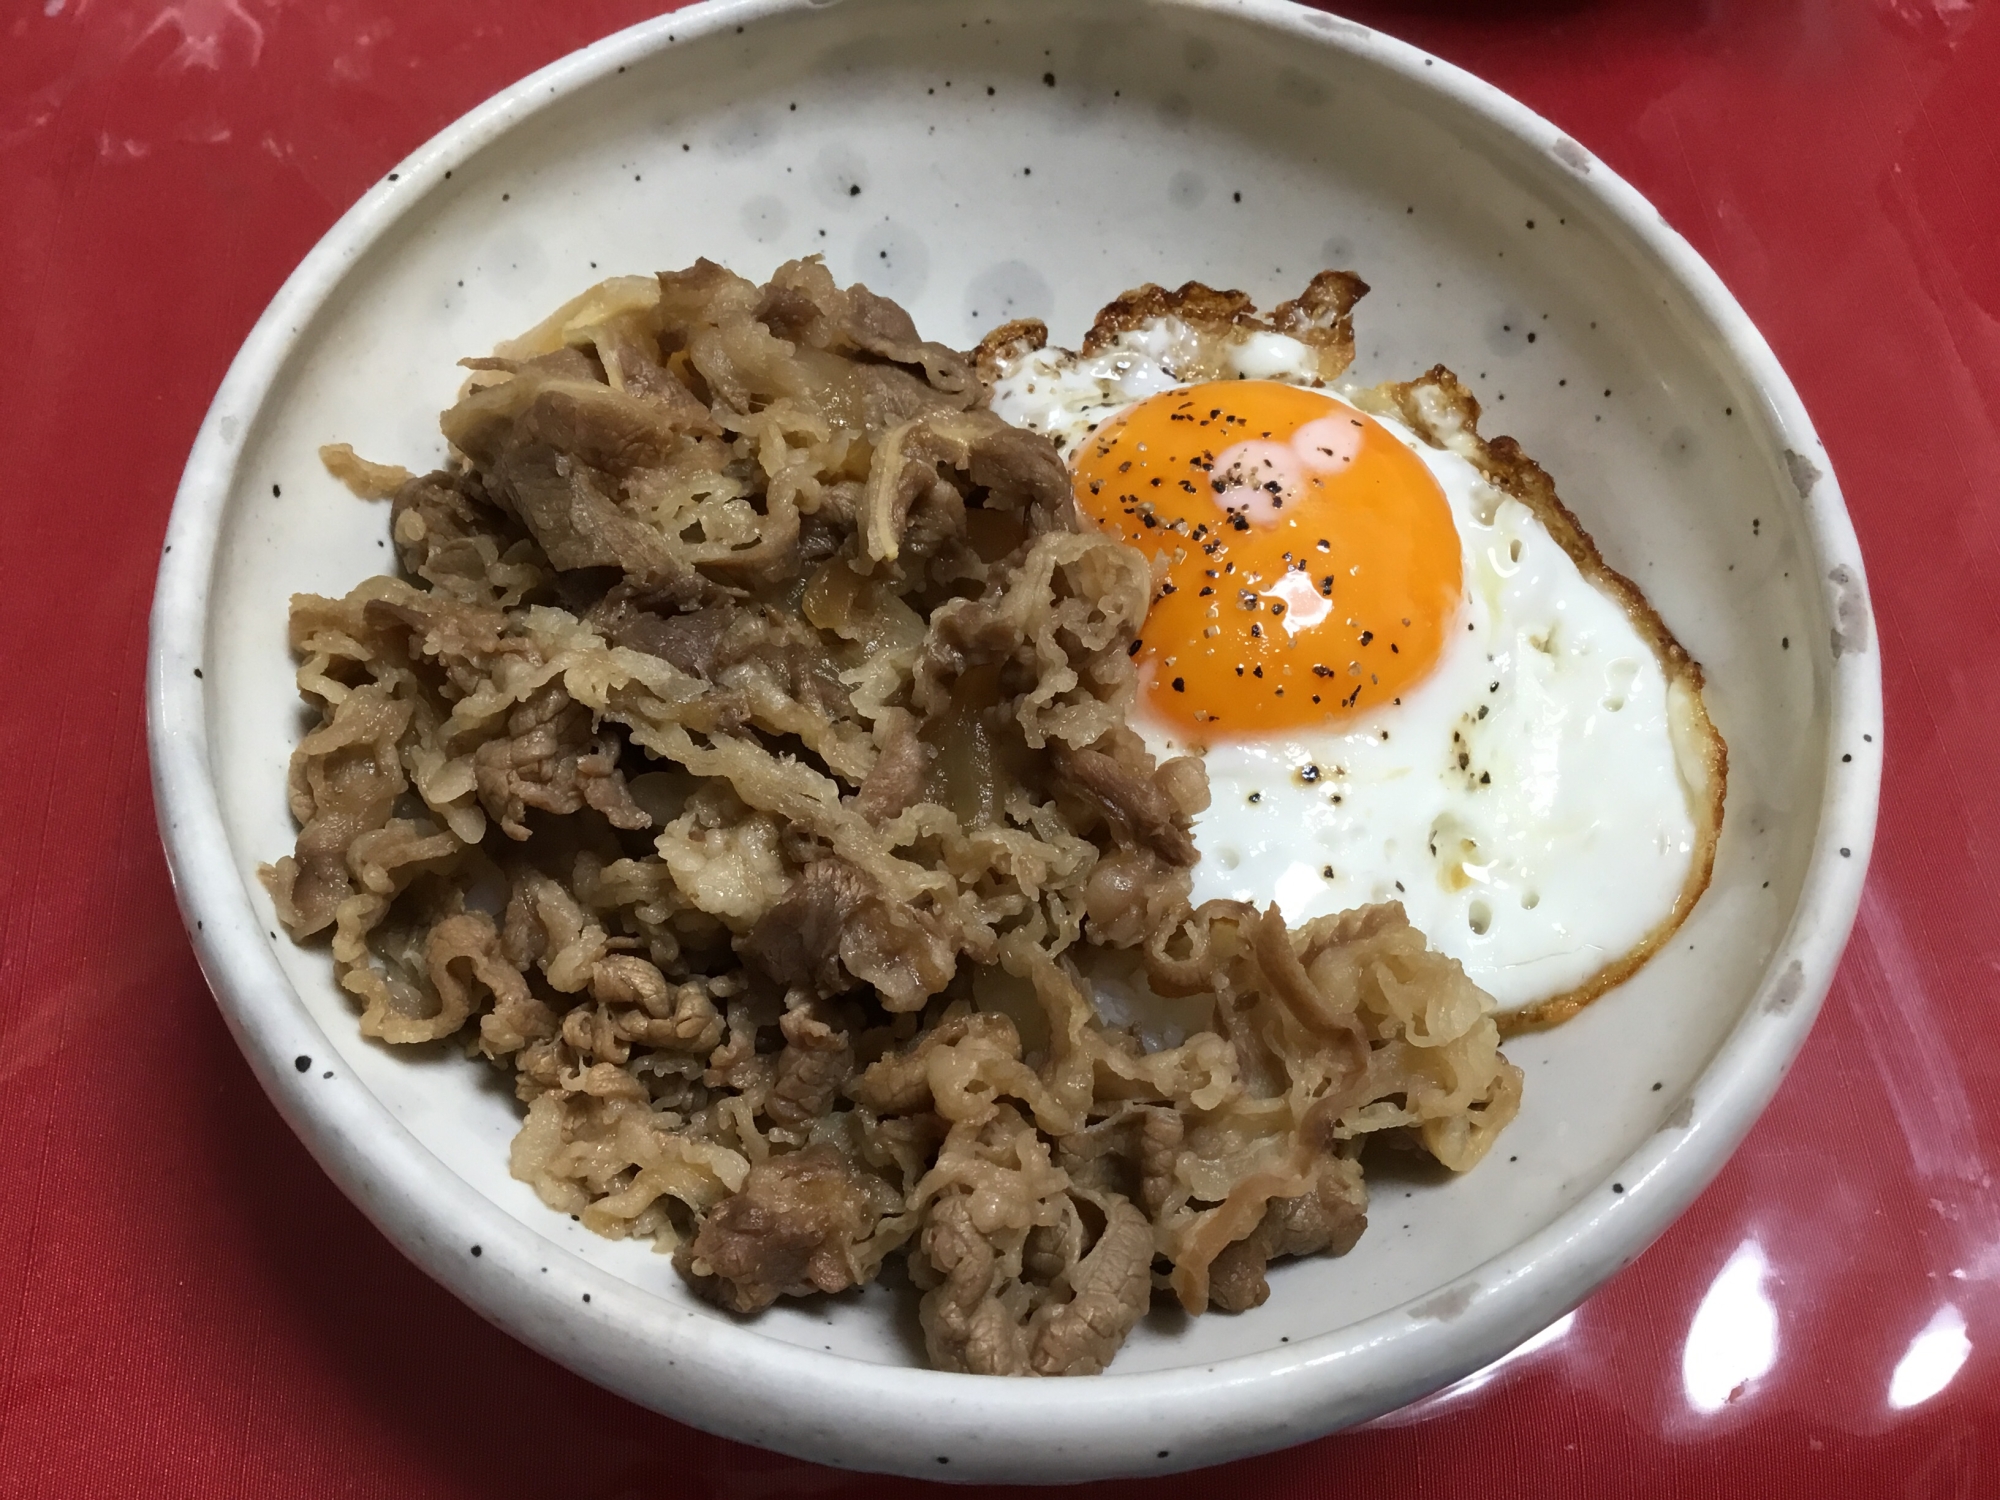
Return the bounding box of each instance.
[265,258,1519,1374]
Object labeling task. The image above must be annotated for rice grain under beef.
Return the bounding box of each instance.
[265,258,1521,1375]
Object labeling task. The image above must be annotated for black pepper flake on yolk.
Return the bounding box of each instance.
[1071,380,1463,734]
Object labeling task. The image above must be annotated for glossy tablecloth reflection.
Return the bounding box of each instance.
[3,0,1994,1493]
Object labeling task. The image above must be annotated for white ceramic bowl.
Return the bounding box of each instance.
[147,0,1882,1480]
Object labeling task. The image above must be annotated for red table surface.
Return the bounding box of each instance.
[4,0,1996,1493]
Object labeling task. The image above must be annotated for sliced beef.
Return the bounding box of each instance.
[387,467,529,596]
[473,683,645,839]
[446,375,706,473]
[461,346,604,382]
[963,421,1075,529]
[765,1004,856,1134]
[1052,736,1200,866]
[858,408,1073,564]
[708,605,854,720]
[489,441,683,577]
[268,687,412,936]
[1205,1159,1369,1313]
[608,602,735,678]
[917,1192,1031,1376]
[851,719,932,824]
[752,281,826,345]
[677,1145,880,1313]
[1027,1196,1154,1376]
[739,859,875,994]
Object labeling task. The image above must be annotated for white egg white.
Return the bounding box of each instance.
[988,318,1329,460]
[989,322,1706,1013]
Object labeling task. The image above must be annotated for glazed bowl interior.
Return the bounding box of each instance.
[152,0,1879,1479]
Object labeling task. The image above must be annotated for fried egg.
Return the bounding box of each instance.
[984,290,1724,1022]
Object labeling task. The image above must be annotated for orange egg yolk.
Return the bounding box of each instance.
[1070,381,1463,736]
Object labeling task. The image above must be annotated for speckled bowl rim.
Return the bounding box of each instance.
[146,0,1882,1481]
